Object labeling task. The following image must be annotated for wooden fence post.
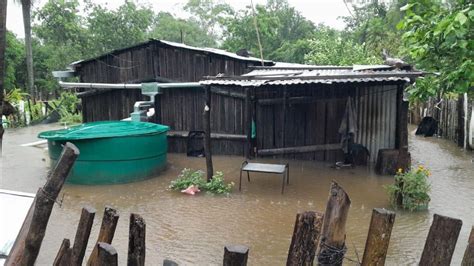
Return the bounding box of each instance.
[462,226,474,266]
[361,208,396,266]
[53,238,72,266]
[245,87,252,159]
[71,206,96,265]
[317,181,351,266]
[6,142,79,266]
[419,214,462,265]
[287,211,324,266]
[128,213,146,266]
[163,259,179,266]
[223,245,249,266]
[204,85,213,181]
[89,242,118,266]
[87,206,119,265]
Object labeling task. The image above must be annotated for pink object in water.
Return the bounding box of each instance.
[181,185,201,195]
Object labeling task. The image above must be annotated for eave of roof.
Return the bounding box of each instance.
[70,39,273,69]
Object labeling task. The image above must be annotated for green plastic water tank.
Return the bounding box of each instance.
[39,121,169,185]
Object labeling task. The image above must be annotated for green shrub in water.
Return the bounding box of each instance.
[169,168,234,194]
[386,165,431,211]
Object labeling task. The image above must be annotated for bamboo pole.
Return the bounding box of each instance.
[6,142,79,265]
[71,206,96,265]
[128,213,146,266]
[287,211,324,266]
[317,181,351,266]
[419,214,462,265]
[361,208,396,266]
[87,207,119,265]
[223,245,249,266]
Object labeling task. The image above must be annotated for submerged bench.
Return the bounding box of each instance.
[239,161,289,194]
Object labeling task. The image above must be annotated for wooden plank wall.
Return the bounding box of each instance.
[77,41,253,155]
[254,83,400,162]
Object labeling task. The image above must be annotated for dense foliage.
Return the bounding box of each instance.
[3,0,471,116]
[399,0,473,99]
[386,165,431,211]
[170,168,234,195]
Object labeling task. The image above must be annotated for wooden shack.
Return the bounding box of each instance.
[200,65,423,162]
[70,40,423,162]
[70,39,272,155]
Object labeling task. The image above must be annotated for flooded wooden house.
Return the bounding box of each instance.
[200,65,424,162]
[69,39,423,163]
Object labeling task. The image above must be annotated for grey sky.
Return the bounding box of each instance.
[6,0,351,39]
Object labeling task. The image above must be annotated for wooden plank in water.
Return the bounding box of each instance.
[258,144,341,156]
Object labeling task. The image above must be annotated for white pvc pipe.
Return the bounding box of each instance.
[58,81,202,90]
[58,81,141,89]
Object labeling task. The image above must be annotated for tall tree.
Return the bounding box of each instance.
[16,0,35,101]
[222,0,315,63]
[0,0,7,150]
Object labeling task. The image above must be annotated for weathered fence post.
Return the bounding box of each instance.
[361,208,396,266]
[6,142,79,266]
[462,226,474,266]
[71,206,96,265]
[223,245,249,266]
[203,85,213,181]
[163,259,179,266]
[287,211,324,266]
[419,214,462,265]
[87,206,119,265]
[128,213,146,266]
[245,87,252,159]
[317,181,351,266]
[90,242,118,266]
[53,238,72,266]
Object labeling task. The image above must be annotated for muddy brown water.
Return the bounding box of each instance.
[1,124,474,265]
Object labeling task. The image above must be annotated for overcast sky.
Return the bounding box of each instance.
[6,0,351,39]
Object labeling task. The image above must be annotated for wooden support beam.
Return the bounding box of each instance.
[361,208,396,266]
[281,87,288,149]
[53,239,72,266]
[87,207,119,265]
[6,143,79,266]
[71,206,96,266]
[258,144,341,156]
[223,245,249,266]
[211,87,246,99]
[128,213,146,266]
[317,181,351,266]
[167,131,246,141]
[286,211,324,266]
[154,94,162,124]
[462,226,474,266]
[89,242,118,266]
[245,88,252,159]
[203,85,214,181]
[419,214,462,265]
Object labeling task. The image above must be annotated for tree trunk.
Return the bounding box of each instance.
[0,0,8,152]
[22,0,35,102]
[203,85,213,181]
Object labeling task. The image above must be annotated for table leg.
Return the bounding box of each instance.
[239,169,243,191]
[286,164,290,185]
[247,171,250,182]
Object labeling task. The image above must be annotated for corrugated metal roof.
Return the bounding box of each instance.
[201,67,423,87]
[70,39,273,68]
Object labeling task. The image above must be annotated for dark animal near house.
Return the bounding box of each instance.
[350,143,370,165]
[416,116,438,137]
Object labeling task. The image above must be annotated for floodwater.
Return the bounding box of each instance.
[1,124,473,265]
